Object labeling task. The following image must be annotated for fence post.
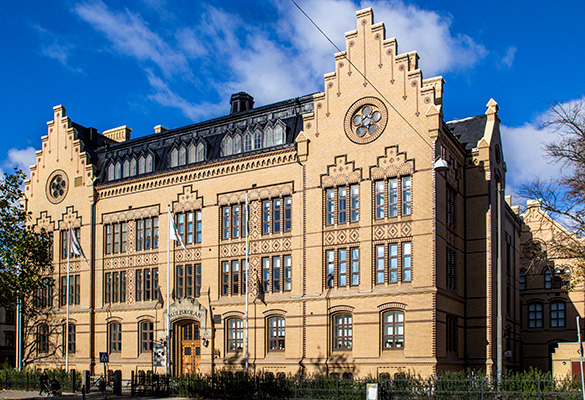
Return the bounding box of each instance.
[71,368,76,392]
[130,370,135,397]
[537,376,541,400]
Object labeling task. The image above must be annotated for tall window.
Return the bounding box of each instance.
[138,157,146,174]
[196,143,205,161]
[326,248,359,288]
[254,130,262,149]
[177,210,202,244]
[264,127,274,147]
[109,322,122,352]
[262,197,292,235]
[402,242,412,282]
[446,185,456,229]
[333,313,352,350]
[145,154,153,173]
[244,132,252,151]
[274,124,284,145]
[383,310,404,349]
[105,271,126,303]
[550,302,565,328]
[130,158,137,176]
[38,325,49,353]
[267,316,285,351]
[222,205,243,240]
[325,185,359,225]
[60,228,81,260]
[60,275,80,306]
[374,242,411,284]
[115,163,121,180]
[374,176,412,219]
[179,147,187,165]
[221,260,247,296]
[136,268,159,301]
[227,318,243,351]
[123,160,129,178]
[446,314,458,353]
[136,217,159,251]
[528,302,543,328]
[520,269,527,291]
[108,164,115,181]
[224,136,233,156]
[176,264,201,298]
[262,255,291,293]
[105,222,127,255]
[446,247,456,290]
[140,321,154,352]
[544,269,552,289]
[65,323,76,353]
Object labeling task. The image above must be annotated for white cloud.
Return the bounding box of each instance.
[499,46,516,69]
[74,0,189,77]
[30,24,81,72]
[2,147,38,178]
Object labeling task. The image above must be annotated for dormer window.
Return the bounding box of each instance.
[123,160,130,178]
[130,159,137,176]
[139,157,146,174]
[254,130,262,150]
[234,134,242,154]
[188,144,196,163]
[146,154,153,172]
[224,136,233,156]
[274,124,284,145]
[196,143,205,161]
[179,147,186,165]
[114,163,121,180]
[170,148,179,167]
[264,127,274,147]
[244,131,252,152]
[108,164,115,181]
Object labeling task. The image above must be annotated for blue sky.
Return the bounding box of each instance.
[1,0,583,202]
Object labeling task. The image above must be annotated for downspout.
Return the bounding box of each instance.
[90,179,97,375]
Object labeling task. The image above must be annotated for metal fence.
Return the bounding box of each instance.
[0,369,81,393]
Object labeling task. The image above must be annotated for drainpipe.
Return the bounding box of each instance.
[496,178,503,387]
[90,180,97,375]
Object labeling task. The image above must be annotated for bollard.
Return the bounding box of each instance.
[113,370,122,396]
[71,369,76,393]
[82,385,86,400]
[131,370,135,397]
[82,371,91,394]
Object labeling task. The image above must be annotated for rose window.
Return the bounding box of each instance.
[352,106,382,137]
[46,171,69,204]
[344,97,388,144]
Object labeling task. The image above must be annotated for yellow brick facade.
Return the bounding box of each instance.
[23,8,522,378]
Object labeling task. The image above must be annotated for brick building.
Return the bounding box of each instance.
[23,8,522,377]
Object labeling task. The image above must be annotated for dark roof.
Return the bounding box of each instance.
[72,122,114,166]
[446,115,487,152]
[94,94,315,185]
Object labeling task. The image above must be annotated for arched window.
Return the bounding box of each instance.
[254,130,262,149]
[114,163,121,180]
[109,322,122,352]
[528,302,543,328]
[234,134,242,154]
[170,148,179,167]
[274,124,284,145]
[267,316,285,351]
[122,160,129,178]
[244,132,252,152]
[332,313,352,350]
[108,164,115,181]
[130,159,137,176]
[138,157,146,174]
[544,269,552,289]
[224,136,233,156]
[196,143,205,162]
[382,310,404,349]
[179,147,187,165]
[551,301,565,327]
[146,154,153,172]
[227,318,243,351]
[264,126,274,147]
[140,321,153,352]
[188,144,196,163]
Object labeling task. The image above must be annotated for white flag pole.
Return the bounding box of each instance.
[245,193,249,374]
[577,316,585,400]
[66,224,71,373]
[167,206,172,376]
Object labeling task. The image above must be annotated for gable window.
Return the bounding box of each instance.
[179,147,186,165]
[383,310,404,349]
[550,301,565,328]
[108,164,115,181]
[274,124,284,145]
[123,160,129,178]
[244,132,252,151]
[188,144,196,163]
[224,136,233,156]
[196,143,205,161]
[264,127,274,147]
[109,322,122,352]
[267,316,285,351]
[170,148,179,167]
[234,134,242,154]
[333,313,352,350]
[146,154,153,172]
[139,157,146,174]
[528,302,543,328]
[114,163,121,180]
[227,318,243,351]
[140,321,154,352]
[254,130,262,149]
[325,185,359,225]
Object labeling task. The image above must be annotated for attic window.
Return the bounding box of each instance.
[146,154,153,172]
[179,147,187,165]
[108,164,115,181]
[139,157,146,174]
[196,143,205,161]
[274,124,284,145]
[171,149,179,167]
[234,134,242,154]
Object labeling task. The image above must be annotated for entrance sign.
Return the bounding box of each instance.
[99,352,109,363]
[367,383,378,400]
[153,342,166,367]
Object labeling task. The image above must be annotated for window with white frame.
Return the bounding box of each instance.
[382,310,404,349]
[374,241,412,284]
[267,316,285,351]
[262,255,292,293]
[325,185,359,225]
[326,247,359,288]
[374,175,412,219]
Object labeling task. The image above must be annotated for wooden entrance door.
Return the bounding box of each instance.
[180,322,200,375]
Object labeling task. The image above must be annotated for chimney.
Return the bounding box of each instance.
[230,92,254,114]
[103,126,132,143]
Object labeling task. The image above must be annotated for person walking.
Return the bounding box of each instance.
[39,370,48,395]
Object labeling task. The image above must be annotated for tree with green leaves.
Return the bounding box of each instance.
[0,169,52,308]
[522,99,585,285]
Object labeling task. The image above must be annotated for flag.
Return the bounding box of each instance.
[168,209,188,251]
[69,225,87,262]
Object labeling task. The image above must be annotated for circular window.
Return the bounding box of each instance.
[344,97,388,144]
[46,170,69,204]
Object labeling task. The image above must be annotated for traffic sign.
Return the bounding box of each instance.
[99,352,109,363]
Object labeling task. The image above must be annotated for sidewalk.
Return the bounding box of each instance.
[0,391,190,400]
